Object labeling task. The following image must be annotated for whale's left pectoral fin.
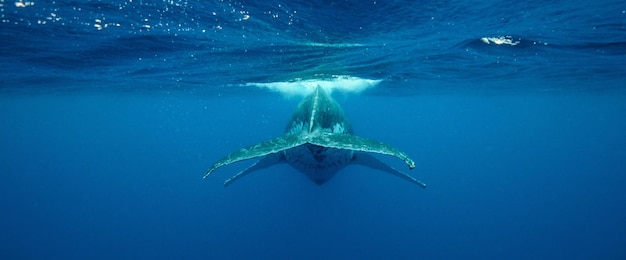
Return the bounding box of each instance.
[352,153,426,188]
[204,134,305,179]
[224,153,285,186]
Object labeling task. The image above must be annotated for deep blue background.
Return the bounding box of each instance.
[1,0,626,259]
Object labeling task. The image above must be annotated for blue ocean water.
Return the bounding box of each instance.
[1,0,626,259]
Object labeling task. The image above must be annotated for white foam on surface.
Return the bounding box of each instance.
[302,42,366,48]
[244,75,382,97]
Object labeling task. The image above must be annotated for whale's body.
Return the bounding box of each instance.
[204,86,426,188]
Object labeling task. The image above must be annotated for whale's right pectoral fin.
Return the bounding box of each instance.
[307,133,416,170]
[204,134,306,179]
[352,153,426,188]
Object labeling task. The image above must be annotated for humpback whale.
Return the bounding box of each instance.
[204,86,426,188]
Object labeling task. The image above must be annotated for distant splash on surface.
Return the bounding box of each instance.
[480,36,521,46]
[244,76,382,97]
